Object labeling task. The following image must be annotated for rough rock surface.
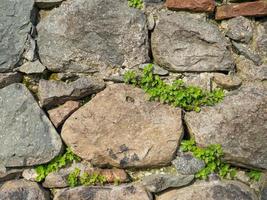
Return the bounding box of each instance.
[0,72,22,89]
[62,84,183,168]
[216,1,267,20]
[221,16,253,43]
[141,174,194,193]
[0,179,50,200]
[172,152,205,175]
[35,0,64,8]
[255,19,267,63]
[38,77,105,108]
[212,73,242,90]
[156,180,258,200]
[0,84,62,167]
[18,60,46,74]
[185,84,267,169]
[152,11,234,72]
[48,101,80,128]
[0,168,23,182]
[235,56,267,82]
[53,184,152,200]
[165,0,215,13]
[0,0,36,72]
[37,0,149,73]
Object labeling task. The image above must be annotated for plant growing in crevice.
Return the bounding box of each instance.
[35,148,81,182]
[124,64,224,112]
[128,0,143,9]
[181,139,237,180]
[67,170,107,187]
[247,170,262,182]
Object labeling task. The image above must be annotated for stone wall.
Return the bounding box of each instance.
[0,0,266,199]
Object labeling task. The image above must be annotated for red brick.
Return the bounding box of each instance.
[165,0,215,13]
[216,1,267,20]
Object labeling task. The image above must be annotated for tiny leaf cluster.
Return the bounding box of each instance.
[247,170,262,182]
[181,140,237,179]
[35,148,81,182]
[128,0,143,9]
[68,168,107,187]
[124,64,224,112]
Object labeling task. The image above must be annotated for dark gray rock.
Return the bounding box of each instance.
[0,72,22,89]
[172,152,205,175]
[185,83,267,169]
[156,180,258,200]
[53,184,152,200]
[0,179,50,200]
[0,84,62,167]
[0,168,23,182]
[261,187,267,200]
[37,0,149,74]
[142,174,194,193]
[151,11,234,72]
[232,42,262,66]
[38,77,105,108]
[221,16,253,43]
[0,0,36,72]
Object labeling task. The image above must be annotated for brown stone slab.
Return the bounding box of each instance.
[165,0,215,13]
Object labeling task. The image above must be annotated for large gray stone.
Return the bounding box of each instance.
[53,184,152,200]
[62,84,183,168]
[156,180,258,200]
[38,77,105,108]
[185,83,267,169]
[141,174,194,193]
[0,84,62,167]
[255,19,267,64]
[151,11,234,72]
[37,0,149,74]
[0,0,36,72]
[0,179,50,200]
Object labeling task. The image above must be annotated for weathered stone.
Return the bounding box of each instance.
[232,42,262,66]
[172,152,205,175]
[0,84,62,167]
[35,0,64,8]
[62,84,183,168]
[22,168,38,182]
[53,184,152,200]
[216,2,267,20]
[181,73,215,91]
[43,162,129,188]
[221,16,253,43]
[139,64,169,76]
[156,180,258,200]
[212,73,242,90]
[235,171,250,184]
[165,0,215,13]
[18,60,46,74]
[0,0,36,72]
[142,174,194,193]
[48,101,80,128]
[185,84,267,169]
[235,56,267,82]
[37,0,149,73]
[152,11,234,72]
[0,168,23,182]
[255,19,267,63]
[0,179,50,200]
[0,72,22,89]
[38,77,105,108]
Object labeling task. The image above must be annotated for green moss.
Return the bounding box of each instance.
[128,0,143,9]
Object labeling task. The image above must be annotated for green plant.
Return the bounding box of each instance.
[124,64,224,112]
[247,170,262,182]
[128,0,143,9]
[181,139,236,180]
[35,148,81,182]
[68,168,81,187]
[80,172,107,186]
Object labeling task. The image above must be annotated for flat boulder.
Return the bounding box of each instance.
[37,0,149,73]
[0,0,36,72]
[185,83,267,169]
[0,179,50,200]
[156,180,257,200]
[0,84,62,167]
[62,84,183,168]
[151,11,234,72]
[54,184,152,200]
